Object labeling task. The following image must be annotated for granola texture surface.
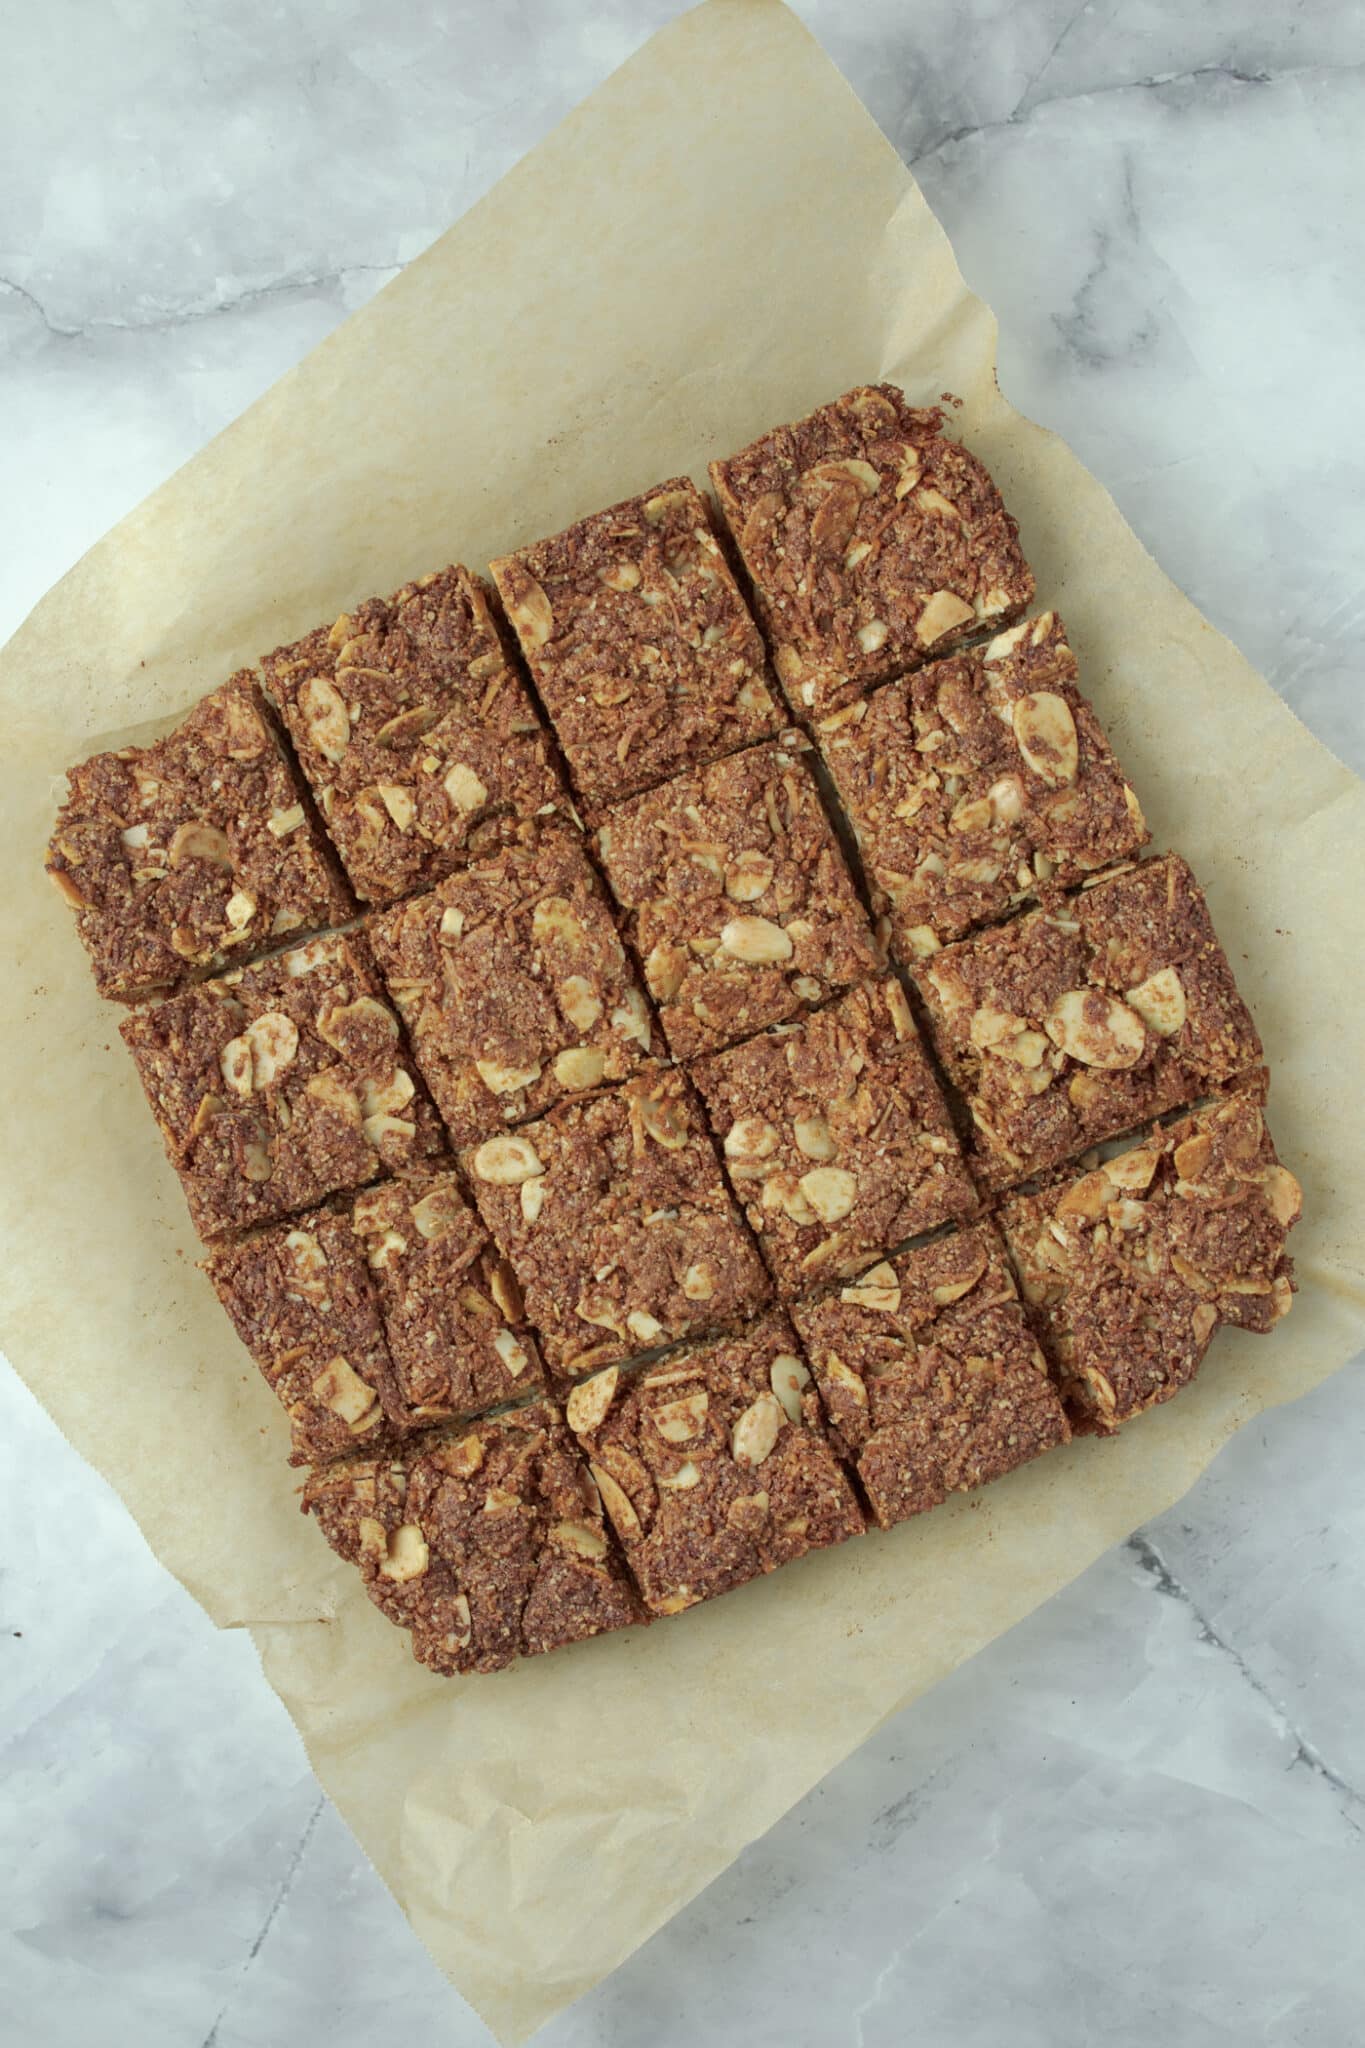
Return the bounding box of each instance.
[262,565,564,905]
[692,978,978,1295]
[1000,1083,1300,1433]
[710,383,1034,720]
[490,477,781,808]
[595,731,880,1058]
[205,1203,399,1467]
[462,1067,770,1381]
[564,1309,864,1615]
[121,930,443,1240]
[369,818,656,1148]
[819,611,1148,957]
[913,854,1263,1191]
[303,1403,643,1674]
[792,1221,1068,1527]
[47,674,352,1002]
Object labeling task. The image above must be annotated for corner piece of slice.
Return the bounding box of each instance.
[998,1082,1301,1433]
[204,1167,542,1466]
[594,728,880,1059]
[818,611,1149,957]
[791,1220,1069,1527]
[303,1402,644,1675]
[368,815,658,1148]
[261,564,565,905]
[709,382,1034,720]
[563,1308,864,1617]
[47,673,352,1002]
[461,1066,771,1382]
[121,929,443,1240]
[691,977,978,1297]
[489,476,781,809]
[912,853,1263,1193]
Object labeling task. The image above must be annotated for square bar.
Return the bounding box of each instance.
[121,929,443,1240]
[303,1403,644,1674]
[912,854,1263,1192]
[999,1083,1300,1433]
[261,564,564,905]
[818,611,1149,958]
[692,978,977,1296]
[791,1221,1069,1526]
[369,817,659,1148]
[204,1168,542,1466]
[462,1067,770,1381]
[594,730,880,1059]
[710,383,1034,721]
[490,477,782,808]
[563,1308,864,1616]
[47,673,352,1002]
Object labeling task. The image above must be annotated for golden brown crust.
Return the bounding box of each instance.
[564,1310,864,1615]
[303,1403,643,1674]
[490,477,782,808]
[261,565,565,905]
[595,731,881,1058]
[819,612,1148,955]
[999,1083,1300,1431]
[913,854,1263,1192]
[120,930,443,1240]
[710,383,1034,720]
[369,818,658,1147]
[461,1067,770,1382]
[791,1221,1068,1526]
[47,674,353,1002]
[691,978,978,1296]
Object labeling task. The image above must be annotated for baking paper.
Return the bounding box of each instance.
[2,2,1362,2038]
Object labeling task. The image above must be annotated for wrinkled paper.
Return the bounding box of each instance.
[2,2,1363,2039]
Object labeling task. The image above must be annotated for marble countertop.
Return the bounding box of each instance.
[4,4,1363,2043]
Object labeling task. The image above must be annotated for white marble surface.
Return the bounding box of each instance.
[4,3,1364,2042]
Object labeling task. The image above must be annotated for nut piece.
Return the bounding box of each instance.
[310,1355,379,1427]
[1125,966,1187,1038]
[567,1367,619,1434]
[1012,691,1079,786]
[1044,989,1146,1069]
[471,1133,544,1184]
[553,1045,607,1090]
[444,763,489,812]
[299,675,351,761]
[797,1166,858,1223]
[720,915,794,965]
[731,1391,783,1467]
[168,821,233,866]
[378,1523,429,1582]
[769,1352,811,1423]
[916,590,975,646]
[590,1460,643,1542]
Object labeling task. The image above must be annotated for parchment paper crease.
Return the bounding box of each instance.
[2,3,1363,2039]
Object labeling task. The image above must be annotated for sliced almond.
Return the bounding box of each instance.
[1045,989,1146,1069]
[590,1461,642,1542]
[551,1520,607,1561]
[311,1355,378,1426]
[567,1368,619,1434]
[842,1261,901,1312]
[652,1391,708,1443]
[554,1045,606,1090]
[720,915,793,965]
[731,1391,783,1467]
[501,567,554,648]
[915,590,974,646]
[798,1166,858,1223]
[169,821,232,866]
[644,942,687,1003]
[725,850,776,903]
[471,1133,544,1184]
[1125,967,1186,1038]
[444,763,488,812]
[1012,692,1078,786]
[298,675,351,761]
[769,1353,811,1424]
[475,1055,542,1096]
[724,1117,780,1162]
[793,1114,836,1161]
[378,783,416,832]
[1261,1164,1303,1228]
[245,1011,299,1088]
